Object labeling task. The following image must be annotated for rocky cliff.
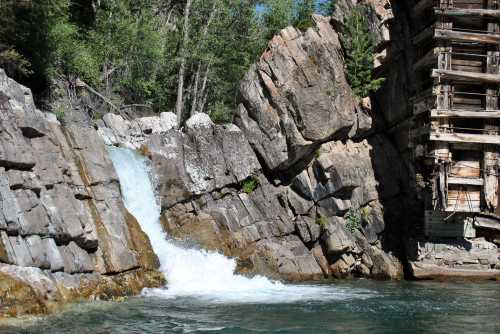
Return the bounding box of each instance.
[0,5,411,318]
[0,69,163,318]
[99,14,405,282]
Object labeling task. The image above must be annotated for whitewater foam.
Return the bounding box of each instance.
[108,147,375,303]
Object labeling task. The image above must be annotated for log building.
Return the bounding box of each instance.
[410,0,500,238]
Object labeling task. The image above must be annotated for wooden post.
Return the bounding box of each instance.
[483,18,499,212]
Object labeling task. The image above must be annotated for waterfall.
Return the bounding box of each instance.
[108,147,372,303]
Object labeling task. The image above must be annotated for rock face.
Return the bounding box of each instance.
[235,16,371,173]
[0,69,164,318]
[98,15,406,282]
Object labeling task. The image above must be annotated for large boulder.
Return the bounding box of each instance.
[235,15,370,173]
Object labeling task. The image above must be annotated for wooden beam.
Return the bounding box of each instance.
[432,69,500,84]
[431,109,500,118]
[435,28,500,45]
[430,132,500,145]
[474,216,500,231]
[448,177,484,186]
[435,8,500,19]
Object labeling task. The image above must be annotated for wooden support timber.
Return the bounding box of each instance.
[411,1,500,222]
[431,109,500,118]
[434,8,500,19]
[432,69,500,84]
[435,29,500,45]
[430,132,500,145]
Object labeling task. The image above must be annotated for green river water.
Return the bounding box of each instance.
[1,280,499,334]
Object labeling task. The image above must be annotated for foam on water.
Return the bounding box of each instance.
[108,147,375,303]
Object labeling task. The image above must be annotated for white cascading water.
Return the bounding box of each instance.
[108,147,373,303]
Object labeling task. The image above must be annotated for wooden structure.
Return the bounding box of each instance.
[411,0,500,237]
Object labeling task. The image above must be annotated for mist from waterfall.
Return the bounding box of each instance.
[108,147,374,303]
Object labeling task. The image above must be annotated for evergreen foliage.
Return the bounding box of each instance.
[0,1,325,123]
[241,176,260,194]
[345,209,362,233]
[294,0,316,31]
[319,0,337,16]
[339,5,384,99]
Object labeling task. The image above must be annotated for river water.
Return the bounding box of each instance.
[0,280,499,334]
[1,148,498,333]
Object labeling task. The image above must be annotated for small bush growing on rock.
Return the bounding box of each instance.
[340,4,385,99]
[55,109,65,123]
[316,216,329,229]
[345,208,362,233]
[242,176,260,194]
[210,102,233,124]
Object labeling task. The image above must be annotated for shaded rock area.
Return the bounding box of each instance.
[100,14,405,282]
[0,69,164,318]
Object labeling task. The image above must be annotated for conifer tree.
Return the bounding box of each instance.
[340,4,384,99]
[294,0,316,30]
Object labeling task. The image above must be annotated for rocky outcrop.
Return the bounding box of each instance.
[235,15,371,174]
[97,15,406,282]
[0,69,164,318]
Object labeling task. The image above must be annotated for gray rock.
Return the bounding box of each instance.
[322,218,357,255]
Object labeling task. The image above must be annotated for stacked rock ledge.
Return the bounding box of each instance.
[0,69,164,319]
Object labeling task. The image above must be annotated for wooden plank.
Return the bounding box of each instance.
[447,188,481,212]
[451,160,481,178]
[452,97,483,105]
[433,69,500,83]
[448,177,484,186]
[474,216,500,231]
[435,28,500,45]
[435,8,500,19]
[451,59,484,66]
[430,132,500,145]
[431,109,500,118]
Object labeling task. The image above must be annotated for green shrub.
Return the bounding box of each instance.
[242,176,260,194]
[316,216,329,229]
[55,110,65,123]
[210,102,233,124]
[0,49,32,78]
[345,208,362,233]
[295,18,315,31]
[340,5,385,99]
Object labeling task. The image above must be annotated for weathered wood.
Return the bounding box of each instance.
[432,68,500,84]
[410,262,500,280]
[431,109,500,118]
[484,123,499,211]
[435,8,500,19]
[447,188,481,212]
[435,28,500,45]
[448,177,484,186]
[451,160,481,178]
[430,132,500,145]
[474,216,500,231]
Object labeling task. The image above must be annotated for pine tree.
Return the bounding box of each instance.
[340,5,384,99]
[319,0,337,16]
[262,0,294,40]
[294,0,316,30]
